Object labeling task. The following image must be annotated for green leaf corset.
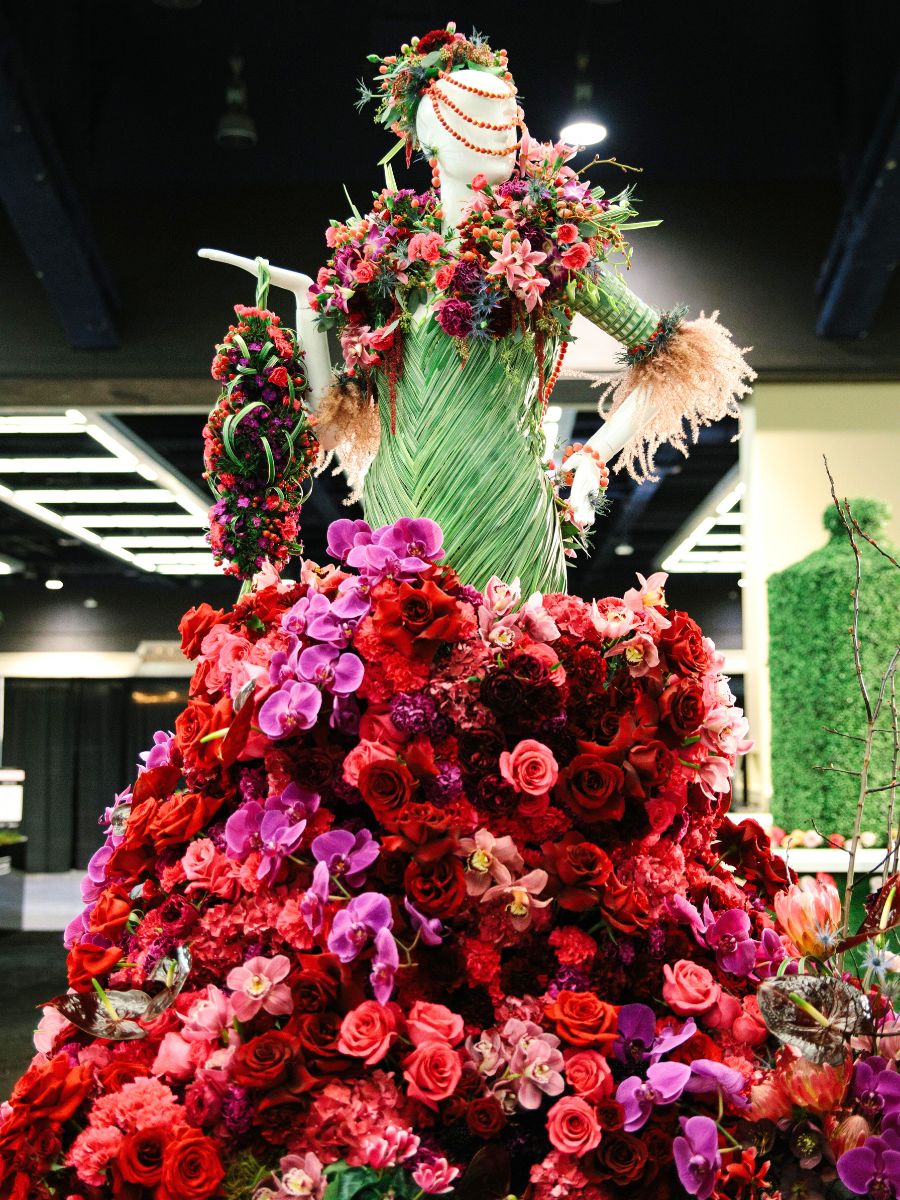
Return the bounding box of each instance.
[362,317,567,596]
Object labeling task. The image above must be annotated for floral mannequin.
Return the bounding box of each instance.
[200,26,752,593]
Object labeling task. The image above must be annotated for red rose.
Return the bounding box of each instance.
[374,579,464,661]
[466,1094,506,1138]
[67,941,122,991]
[404,855,467,918]
[5,1054,90,1128]
[357,758,415,825]
[231,1030,296,1088]
[628,739,675,788]
[586,1129,649,1184]
[87,885,132,941]
[158,1131,225,1200]
[557,753,625,822]
[598,869,654,934]
[713,817,793,899]
[291,953,343,1012]
[544,990,619,1050]
[659,612,711,676]
[557,222,579,244]
[174,698,231,769]
[96,1059,146,1093]
[292,1011,346,1066]
[544,833,612,911]
[118,1127,167,1185]
[403,1040,463,1108]
[268,365,289,387]
[149,791,223,848]
[660,677,706,738]
[561,242,592,271]
[179,604,226,659]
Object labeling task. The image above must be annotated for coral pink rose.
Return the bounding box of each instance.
[152,1032,204,1083]
[662,960,721,1016]
[732,996,768,1047]
[546,1095,602,1156]
[407,1002,464,1048]
[702,990,741,1032]
[403,1041,462,1108]
[343,739,397,787]
[471,173,488,191]
[564,1050,613,1101]
[556,222,579,244]
[339,1000,400,1065]
[561,242,592,271]
[354,261,376,284]
[499,739,559,797]
[182,838,240,900]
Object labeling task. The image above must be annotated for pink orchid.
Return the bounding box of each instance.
[225,954,293,1023]
[300,560,342,593]
[458,828,525,896]
[482,575,521,619]
[179,985,237,1044]
[482,868,551,931]
[703,706,753,756]
[518,272,551,312]
[518,592,561,643]
[607,631,660,678]
[590,599,638,640]
[487,231,547,291]
[340,324,380,373]
[412,1158,460,1195]
[361,1124,420,1170]
[623,571,672,630]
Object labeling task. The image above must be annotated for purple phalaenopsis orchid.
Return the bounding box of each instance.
[673,1116,722,1200]
[837,1129,900,1197]
[327,892,393,963]
[300,860,331,935]
[616,1061,692,1131]
[613,1004,697,1065]
[404,897,444,947]
[369,926,399,1004]
[851,1057,900,1121]
[298,644,365,695]
[327,518,373,563]
[139,729,174,771]
[281,591,331,638]
[256,810,306,886]
[266,783,320,825]
[377,517,444,566]
[684,1059,749,1108]
[258,681,322,739]
[705,908,757,977]
[225,801,265,858]
[312,829,380,888]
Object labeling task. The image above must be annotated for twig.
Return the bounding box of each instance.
[812,764,861,777]
[889,675,899,876]
[825,459,872,722]
[866,782,899,794]
[849,514,900,571]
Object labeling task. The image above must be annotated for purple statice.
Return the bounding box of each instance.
[451,582,483,607]
[436,298,474,338]
[206,819,228,853]
[424,762,463,804]
[312,829,380,888]
[673,1116,722,1200]
[616,938,637,966]
[391,691,439,734]
[546,965,590,998]
[328,892,393,963]
[239,765,267,806]
[617,1061,692,1131]
[496,179,528,200]
[221,1085,254,1135]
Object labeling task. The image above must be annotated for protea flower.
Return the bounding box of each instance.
[774,878,842,958]
[776,1046,851,1116]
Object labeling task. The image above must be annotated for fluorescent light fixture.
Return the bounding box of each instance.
[137,464,159,482]
[15,489,176,504]
[77,513,205,528]
[0,553,24,575]
[0,457,136,473]
[85,423,139,464]
[45,579,64,590]
[560,119,607,145]
[0,417,84,434]
[108,535,210,549]
[65,409,87,424]
[715,482,745,515]
[544,406,563,423]
[155,563,225,575]
[657,466,746,575]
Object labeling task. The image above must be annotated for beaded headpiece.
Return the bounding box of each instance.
[358,23,518,165]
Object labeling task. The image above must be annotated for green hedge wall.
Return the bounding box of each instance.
[768,499,898,836]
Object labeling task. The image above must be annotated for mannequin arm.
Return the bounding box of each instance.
[567,385,656,526]
[197,248,333,405]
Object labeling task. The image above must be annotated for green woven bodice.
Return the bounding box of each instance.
[362,315,567,596]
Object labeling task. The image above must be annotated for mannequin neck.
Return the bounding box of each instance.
[438,172,474,237]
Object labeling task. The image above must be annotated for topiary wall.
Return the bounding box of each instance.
[768,498,899,836]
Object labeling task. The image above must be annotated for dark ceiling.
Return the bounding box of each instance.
[0,0,898,626]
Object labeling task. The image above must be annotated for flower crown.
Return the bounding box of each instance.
[358,22,514,163]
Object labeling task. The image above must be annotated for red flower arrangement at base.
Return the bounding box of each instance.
[1,517,898,1200]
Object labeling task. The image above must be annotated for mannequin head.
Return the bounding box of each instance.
[415,69,520,189]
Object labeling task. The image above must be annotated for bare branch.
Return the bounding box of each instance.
[849,513,900,570]
[824,457,872,722]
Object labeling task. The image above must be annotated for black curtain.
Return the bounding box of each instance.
[2,679,186,872]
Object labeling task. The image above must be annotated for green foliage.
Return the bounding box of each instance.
[223,1151,272,1200]
[323,1162,420,1200]
[768,500,899,835]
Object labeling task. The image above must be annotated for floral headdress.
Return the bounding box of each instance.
[357,22,515,164]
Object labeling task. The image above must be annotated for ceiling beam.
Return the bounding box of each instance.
[817,67,900,338]
[0,22,119,349]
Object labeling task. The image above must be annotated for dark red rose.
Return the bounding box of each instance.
[232,1030,296,1088]
[358,759,415,825]
[67,941,122,991]
[479,671,524,716]
[544,991,619,1050]
[178,603,226,659]
[291,1012,347,1066]
[292,953,343,1013]
[628,740,675,788]
[567,643,608,690]
[557,753,625,822]
[659,677,706,738]
[96,1060,146,1093]
[659,612,711,676]
[158,1131,224,1200]
[595,1098,626,1130]
[544,832,613,910]
[458,728,506,773]
[404,855,467,917]
[585,1130,649,1184]
[87,885,132,941]
[118,1126,167,1185]
[416,28,457,53]
[292,748,337,791]
[713,816,793,899]
[506,648,551,686]
[466,1094,506,1139]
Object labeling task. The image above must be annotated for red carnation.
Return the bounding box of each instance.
[416,29,456,54]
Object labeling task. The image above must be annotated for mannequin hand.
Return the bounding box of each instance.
[197,249,313,301]
[566,451,604,528]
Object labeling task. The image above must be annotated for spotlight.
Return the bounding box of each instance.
[216,57,257,149]
[45,578,63,590]
[560,118,608,146]
[84,598,99,609]
[614,543,634,557]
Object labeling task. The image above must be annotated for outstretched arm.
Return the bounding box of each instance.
[197,248,334,406]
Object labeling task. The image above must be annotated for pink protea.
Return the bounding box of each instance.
[225,954,293,1022]
[773,878,842,957]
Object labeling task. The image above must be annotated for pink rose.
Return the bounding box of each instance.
[403,1040,462,1108]
[218,635,253,676]
[556,222,579,244]
[152,1032,203,1082]
[561,242,592,271]
[499,738,559,797]
[354,261,376,284]
[662,960,721,1016]
[182,838,240,901]
[471,173,488,192]
[339,1000,400,1065]
[343,738,397,787]
[407,1002,464,1047]
[732,996,768,1047]
[703,990,742,1033]
[564,1050,613,1101]
[546,1095,602,1157]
